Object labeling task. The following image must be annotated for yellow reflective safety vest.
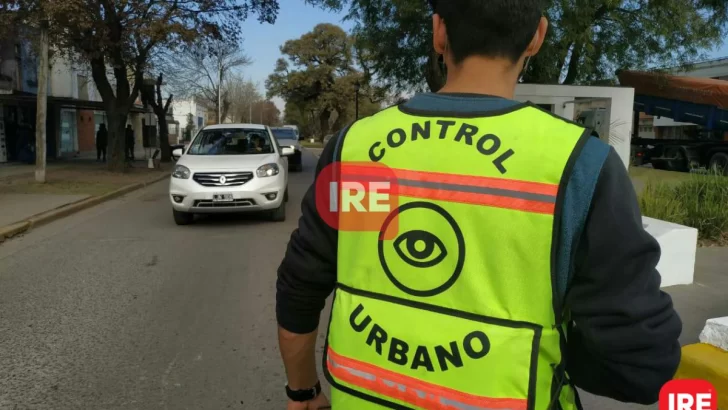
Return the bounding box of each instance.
[323,102,591,410]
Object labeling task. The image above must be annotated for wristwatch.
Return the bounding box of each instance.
[285,381,321,402]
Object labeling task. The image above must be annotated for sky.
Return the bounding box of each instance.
[239,2,353,113]
[242,2,728,115]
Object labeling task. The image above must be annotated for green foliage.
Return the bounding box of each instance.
[307,0,728,91]
[640,173,728,243]
[307,0,438,92]
[267,23,384,138]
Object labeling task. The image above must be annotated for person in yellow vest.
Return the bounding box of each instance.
[276,1,682,409]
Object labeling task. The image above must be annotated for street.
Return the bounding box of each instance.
[0,151,325,410]
[1,149,726,410]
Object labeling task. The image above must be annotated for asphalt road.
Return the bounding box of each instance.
[1,148,724,410]
[0,151,327,410]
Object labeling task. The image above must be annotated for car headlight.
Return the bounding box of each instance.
[172,165,191,179]
[257,163,280,178]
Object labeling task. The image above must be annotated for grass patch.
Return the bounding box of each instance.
[629,166,694,184]
[0,163,170,197]
[640,172,728,244]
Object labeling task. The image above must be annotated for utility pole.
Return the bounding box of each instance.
[35,19,49,183]
[249,102,252,123]
[217,61,223,124]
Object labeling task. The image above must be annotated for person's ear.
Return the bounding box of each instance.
[432,14,447,55]
[525,16,549,57]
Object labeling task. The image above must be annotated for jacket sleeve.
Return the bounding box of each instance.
[276,136,340,334]
[565,149,683,405]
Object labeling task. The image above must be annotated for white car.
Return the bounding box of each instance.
[169,124,295,225]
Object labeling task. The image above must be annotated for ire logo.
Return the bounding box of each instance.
[315,162,400,239]
[659,380,717,410]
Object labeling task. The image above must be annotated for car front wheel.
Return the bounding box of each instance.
[173,209,194,225]
[269,202,286,222]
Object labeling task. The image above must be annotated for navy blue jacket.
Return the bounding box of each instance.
[276,93,682,405]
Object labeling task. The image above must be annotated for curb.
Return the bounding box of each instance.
[0,171,169,242]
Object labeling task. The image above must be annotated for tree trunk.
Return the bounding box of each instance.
[156,111,171,162]
[318,110,331,140]
[563,43,583,85]
[106,110,128,172]
[332,110,347,133]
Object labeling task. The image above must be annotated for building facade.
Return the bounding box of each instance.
[0,25,157,163]
[171,99,207,143]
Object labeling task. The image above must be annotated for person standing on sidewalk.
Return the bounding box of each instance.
[276,1,682,409]
[96,124,108,163]
[126,124,135,161]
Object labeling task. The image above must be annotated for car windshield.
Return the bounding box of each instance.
[186,128,275,155]
[271,128,297,141]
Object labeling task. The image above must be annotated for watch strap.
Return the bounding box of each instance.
[285,381,321,402]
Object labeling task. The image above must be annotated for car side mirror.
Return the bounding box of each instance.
[172,148,183,158]
[281,147,295,156]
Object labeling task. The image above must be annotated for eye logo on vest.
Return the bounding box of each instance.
[378,201,465,297]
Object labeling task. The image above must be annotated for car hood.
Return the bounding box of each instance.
[178,154,277,171]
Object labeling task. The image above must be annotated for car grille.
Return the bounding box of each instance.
[193,199,257,208]
[192,172,254,187]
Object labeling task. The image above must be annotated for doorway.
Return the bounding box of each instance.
[60,109,77,154]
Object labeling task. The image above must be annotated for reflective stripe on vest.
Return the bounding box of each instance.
[339,164,559,214]
[324,103,590,410]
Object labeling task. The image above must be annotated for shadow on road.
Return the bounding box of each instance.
[190,212,275,227]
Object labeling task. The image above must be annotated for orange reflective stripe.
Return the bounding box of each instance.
[327,347,528,410]
[396,186,554,215]
[342,164,558,197]
[339,163,557,215]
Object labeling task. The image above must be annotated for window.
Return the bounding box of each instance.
[187,128,275,156]
[77,75,89,100]
[271,127,297,141]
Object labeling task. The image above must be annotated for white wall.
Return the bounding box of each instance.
[49,55,78,99]
[172,99,207,141]
[515,84,635,169]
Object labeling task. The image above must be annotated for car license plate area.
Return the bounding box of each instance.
[212,193,234,202]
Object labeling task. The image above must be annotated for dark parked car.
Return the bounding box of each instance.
[271,127,303,172]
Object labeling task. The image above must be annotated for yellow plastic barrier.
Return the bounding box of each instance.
[675,343,728,410]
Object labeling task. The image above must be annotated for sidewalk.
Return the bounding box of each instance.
[0,159,171,241]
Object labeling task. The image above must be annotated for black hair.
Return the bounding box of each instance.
[431,0,544,65]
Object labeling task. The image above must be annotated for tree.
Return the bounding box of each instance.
[163,38,253,124]
[283,100,314,136]
[1,0,279,171]
[141,73,173,162]
[183,113,195,142]
[266,23,384,139]
[226,74,263,123]
[252,100,281,126]
[307,0,728,91]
